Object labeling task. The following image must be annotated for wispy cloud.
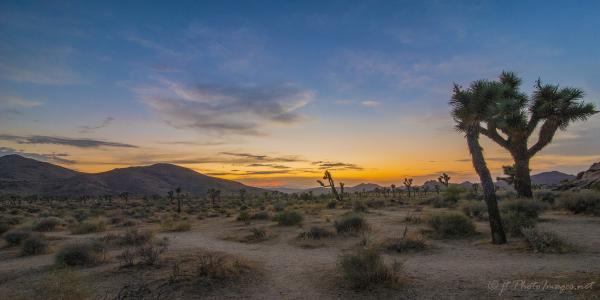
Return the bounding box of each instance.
[135,79,313,135]
[0,146,75,164]
[360,100,381,107]
[0,95,42,114]
[247,163,291,169]
[312,161,363,170]
[0,134,137,148]
[78,117,114,133]
[220,152,303,163]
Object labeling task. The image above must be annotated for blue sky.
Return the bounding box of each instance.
[1,1,599,187]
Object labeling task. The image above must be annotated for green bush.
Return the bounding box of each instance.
[119,229,154,246]
[251,211,270,220]
[334,214,368,234]
[383,235,427,253]
[273,210,303,226]
[21,234,49,256]
[298,226,334,240]
[556,190,600,216]
[69,219,106,234]
[459,200,487,220]
[338,248,401,289]
[236,211,251,223]
[426,212,476,239]
[502,210,537,237]
[352,201,369,213]
[534,190,558,204]
[2,229,32,246]
[521,228,573,253]
[55,242,106,266]
[33,217,64,232]
[443,185,465,203]
[499,198,546,219]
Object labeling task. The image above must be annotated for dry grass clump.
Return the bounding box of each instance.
[334,214,369,234]
[352,201,369,213]
[459,200,487,220]
[55,241,107,266]
[272,210,303,226]
[338,248,403,290]
[426,212,476,239]
[298,226,334,240]
[32,216,65,232]
[118,229,155,246]
[161,219,192,232]
[20,233,49,256]
[521,228,573,254]
[69,219,106,234]
[557,190,600,216]
[2,228,32,246]
[32,269,91,300]
[382,229,428,253]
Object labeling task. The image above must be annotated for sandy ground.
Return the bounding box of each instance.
[0,207,599,299]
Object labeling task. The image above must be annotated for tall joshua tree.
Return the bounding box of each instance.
[450,80,507,244]
[317,170,342,202]
[438,173,450,187]
[474,72,597,197]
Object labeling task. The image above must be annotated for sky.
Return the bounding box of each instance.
[1,0,599,188]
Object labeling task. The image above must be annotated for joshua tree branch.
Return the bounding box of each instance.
[479,125,510,149]
[527,119,559,158]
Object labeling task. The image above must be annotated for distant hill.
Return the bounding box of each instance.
[531,171,576,185]
[557,162,600,190]
[0,154,263,197]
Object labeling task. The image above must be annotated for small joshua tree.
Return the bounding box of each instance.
[239,188,246,204]
[403,178,413,198]
[119,192,129,205]
[438,173,451,187]
[207,188,221,207]
[317,170,342,202]
[339,182,345,201]
[167,190,174,204]
[391,184,396,198]
[175,187,182,213]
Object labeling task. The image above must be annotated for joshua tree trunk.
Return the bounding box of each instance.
[513,156,533,198]
[466,131,507,244]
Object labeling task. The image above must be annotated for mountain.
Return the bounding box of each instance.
[531,171,576,185]
[0,154,263,197]
[557,162,600,190]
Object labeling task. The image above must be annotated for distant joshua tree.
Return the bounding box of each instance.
[167,190,174,204]
[239,188,246,204]
[391,184,396,198]
[403,178,413,198]
[438,173,451,187]
[339,182,345,201]
[175,187,182,213]
[317,170,342,202]
[119,192,129,205]
[472,183,479,195]
[207,188,221,207]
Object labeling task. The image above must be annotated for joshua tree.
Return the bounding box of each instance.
[175,187,182,213]
[167,190,174,204]
[422,185,429,196]
[119,192,129,205]
[438,173,451,187]
[450,80,506,244]
[239,188,246,204]
[403,178,413,198]
[207,188,221,207]
[339,182,345,201]
[468,72,597,197]
[317,170,342,202]
[391,184,396,198]
[496,165,516,186]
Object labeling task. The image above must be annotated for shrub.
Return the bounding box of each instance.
[2,229,32,246]
[298,226,334,240]
[195,252,254,281]
[249,227,267,240]
[443,185,465,203]
[273,210,303,226]
[500,198,545,219]
[383,234,427,253]
[502,210,537,237]
[366,199,385,209]
[161,220,192,232]
[20,234,49,256]
[251,211,270,220]
[521,228,573,253]
[273,201,286,212]
[55,242,106,266]
[0,222,10,234]
[338,248,401,289]
[352,201,369,213]
[403,213,421,224]
[534,190,558,204]
[326,201,337,209]
[70,219,106,234]
[557,190,600,216]
[334,214,368,234]
[33,217,64,232]
[459,200,487,220]
[236,211,251,223]
[137,238,169,266]
[119,229,154,246]
[426,212,476,239]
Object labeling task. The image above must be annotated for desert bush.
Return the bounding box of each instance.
[161,219,192,232]
[383,234,427,253]
[72,209,90,222]
[251,211,270,220]
[55,242,106,266]
[366,199,385,208]
[119,229,154,246]
[273,210,303,226]
[70,219,106,234]
[137,237,169,266]
[426,212,476,239]
[33,216,64,232]
[249,227,267,240]
[334,214,368,234]
[195,252,254,281]
[500,198,546,219]
[556,190,600,216]
[534,190,558,204]
[298,226,334,240]
[236,211,251,223]
[117,248,137,268]
[273,201,287,212]
[403,213,421,224]
[443,185,465,203]
[459,200,487,220]
[521,228,573,253]
[20,234,49,256]
[2,229,32,246]
[502,210,537,237]
[338,248,402,289]
[326,201,337,209]
[352,201,369,213]
[33,269,90,300]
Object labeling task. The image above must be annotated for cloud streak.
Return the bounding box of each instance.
[0,147,75,164]
[0,134,137,148]
[79,117,114,133]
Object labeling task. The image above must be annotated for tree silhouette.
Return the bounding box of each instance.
[438,173,450,187]
[470,72,597,197]
[317,170,342,202]
[450,80,507,244]
[403,178,413,198]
